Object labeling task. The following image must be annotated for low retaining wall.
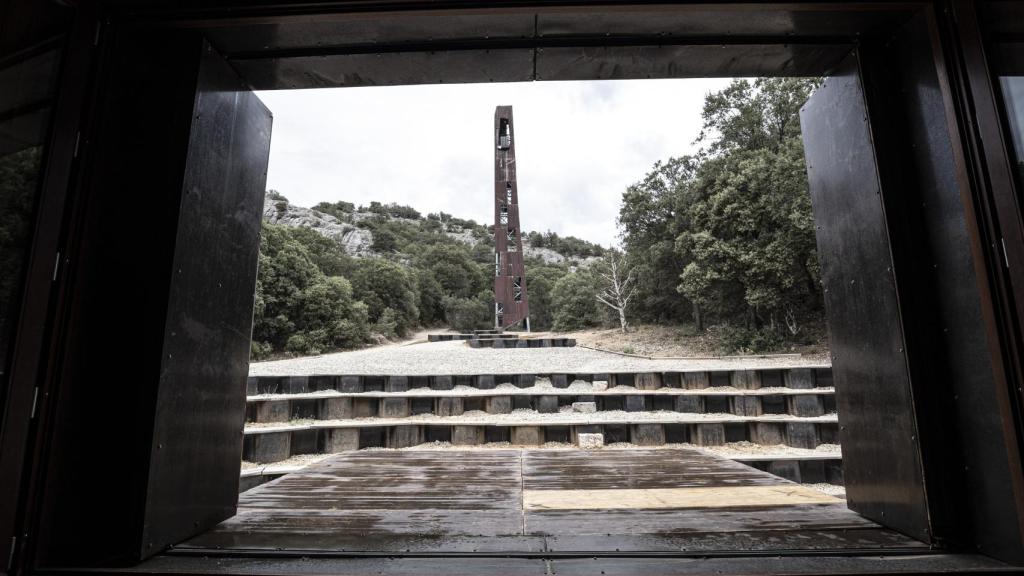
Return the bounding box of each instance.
[246,367,833,395]
[468,338,576,348]
[242,419,838,463]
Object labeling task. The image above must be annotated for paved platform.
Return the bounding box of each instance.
[179,448,919,555]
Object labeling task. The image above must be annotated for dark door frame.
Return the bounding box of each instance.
[4,0,1024,573]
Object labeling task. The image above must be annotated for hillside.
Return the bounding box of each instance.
[263,190,604,267]
[252,191,608,359]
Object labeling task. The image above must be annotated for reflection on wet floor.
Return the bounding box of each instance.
[181,448,922,554]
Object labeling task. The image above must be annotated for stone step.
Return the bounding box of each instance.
[246,367,833,396]
[245,391,836,423]
[428,333,519,342]
[241,416,838,463]
[468,338,576,348]
[743,457,844,485]
[238,453,843,492]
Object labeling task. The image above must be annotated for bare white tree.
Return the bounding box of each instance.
[595,252,637,333]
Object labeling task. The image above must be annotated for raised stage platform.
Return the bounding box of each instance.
[144,448,1015,574]
[180,448,911,554]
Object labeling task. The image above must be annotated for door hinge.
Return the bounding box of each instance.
[6,536,16,571]
[30,387,40,419]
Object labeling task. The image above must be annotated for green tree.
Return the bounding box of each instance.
[617,77,822,350]
[287,226,355,276]
[350,258,419,336]
[551,267,603,331]
[252,224,370,357]
[677,137,819,331]
[679,78,821,344]
[414,268,446,326]
[415,243,486,299]
[617,157,697,324]
[443,290,492,332]
[698,78,813,154]
[371,228,399,253]
[524,265,565,331]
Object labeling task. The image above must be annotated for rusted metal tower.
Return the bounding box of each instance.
[493,106,530,330]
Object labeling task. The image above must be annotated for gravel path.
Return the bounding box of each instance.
[250,340,829,376]
[244,409,838,432]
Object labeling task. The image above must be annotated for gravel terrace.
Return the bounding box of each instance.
[250,339,830,376]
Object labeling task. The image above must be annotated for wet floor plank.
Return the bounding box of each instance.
[182,448,894,553]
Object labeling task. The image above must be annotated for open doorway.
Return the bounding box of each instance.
[10,2,1024,574]
[187,74,859,553]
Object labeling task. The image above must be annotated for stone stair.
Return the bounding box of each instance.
[428,329,516,342]
[242,367,841,486]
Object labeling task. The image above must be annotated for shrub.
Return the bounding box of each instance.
[373,307,399,338]
[717,324,784,354]
[250,341,273,360]
[443,292,492,332]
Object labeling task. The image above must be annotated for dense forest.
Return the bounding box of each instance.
[252,77,825,358]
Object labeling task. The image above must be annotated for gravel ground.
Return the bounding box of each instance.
[241,453,334,472]
[804,483,846,497]
[355,440,841,458]
[250,340,829,377]
[248,379,834,401]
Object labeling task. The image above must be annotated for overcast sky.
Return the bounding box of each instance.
[256,78,732,248]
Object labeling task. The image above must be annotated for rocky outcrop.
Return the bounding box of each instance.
[263,194,374,257]
[263,192,601,267]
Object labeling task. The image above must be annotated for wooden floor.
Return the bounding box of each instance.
[177,449,928,555]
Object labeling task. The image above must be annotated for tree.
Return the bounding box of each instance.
[252,224,370,357]
[615,77,822,350]
[413,268,446,326]
[443,290,492,331]
[287,226,355,276]
[350,258,419,336]
[551,266,603,331]
[414,244,485,299]
[371,228,399,253]
[698,78,813,154]
[617,157,698,323]
[595,252,637,333]
[524,265,565,331]
[677,138,819,333]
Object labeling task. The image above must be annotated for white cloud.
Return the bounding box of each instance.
[256,78,732,247]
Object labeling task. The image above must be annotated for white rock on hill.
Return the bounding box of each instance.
[263,192,602,268]
[263,194,374,257]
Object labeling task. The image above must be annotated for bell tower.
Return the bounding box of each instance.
[493,106,530,330]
